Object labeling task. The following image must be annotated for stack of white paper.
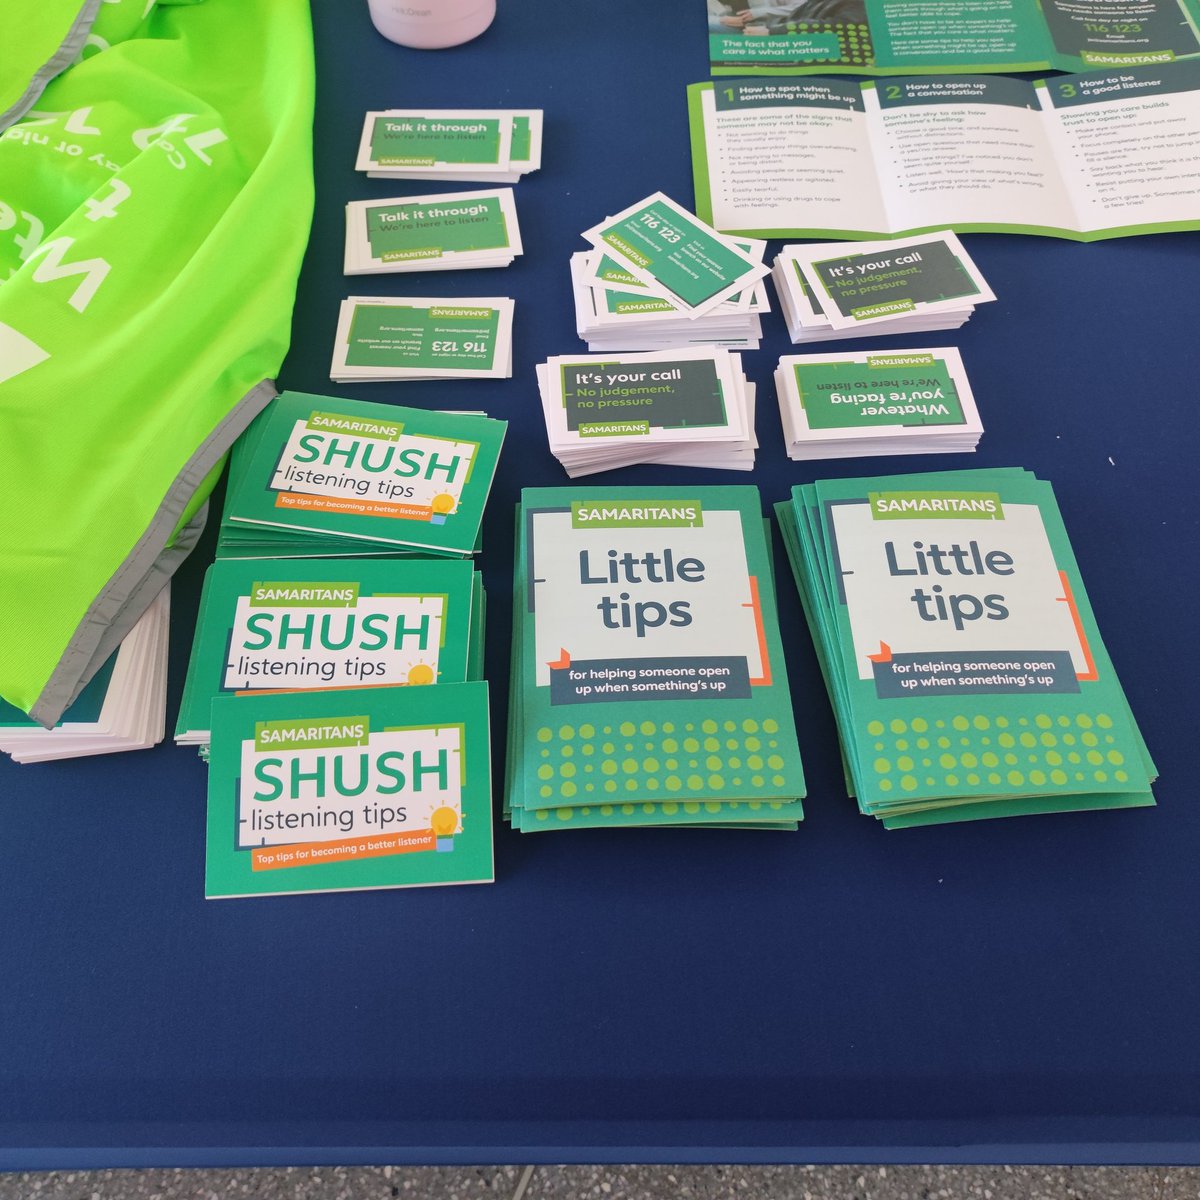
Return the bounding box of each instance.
[536,347,757,477]
[569,252,766,352]
[775,347,983,460]
[0,587,170,763]
[331,296,514,382]
[772,232,995,343]
[345,189,522,274]
[356,108,542,183]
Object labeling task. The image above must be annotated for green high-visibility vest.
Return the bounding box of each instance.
[0,0,315,724]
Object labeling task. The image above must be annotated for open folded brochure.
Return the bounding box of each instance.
[691,63,1200,240]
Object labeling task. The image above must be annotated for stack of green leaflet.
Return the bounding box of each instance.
[219,391,504,559]
[775,468,1156,828]
[507,486,805,831]
[216,410,481,560]
[176,557,484,757]
[205,682,494,898]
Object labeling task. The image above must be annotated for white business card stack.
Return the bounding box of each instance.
[536,347,757,477]
[775,347,983,460]
[565,193,772,351]
[330,296,514,382]
[569,252,766,352]
[772,232,995,343]
[356,108,543,183]
[344,189,522,275]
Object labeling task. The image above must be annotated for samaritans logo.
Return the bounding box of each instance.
[429,307,492,320]
[613,298,673,314]
[578,420,650,438]
[305,411,403,440]
[868,353,935,369]
[870,491,1003,520]
[602,234,650,268]
[570,499,703,528]
[1081,50,1174,65]
[249,582,359,607]
[598,261,638,285]
[254,716,370,752]
[852,300,916,320]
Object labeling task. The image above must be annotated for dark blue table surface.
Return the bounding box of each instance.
[2,0,1199,1169]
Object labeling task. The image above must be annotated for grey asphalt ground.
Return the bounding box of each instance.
[0,1165,1194,1200]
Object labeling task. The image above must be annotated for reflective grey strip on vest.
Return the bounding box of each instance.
[0,0,105,134]
[28,377,278,727]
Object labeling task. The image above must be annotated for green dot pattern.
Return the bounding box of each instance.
[864,710,1125,796]
[529,717,796,822]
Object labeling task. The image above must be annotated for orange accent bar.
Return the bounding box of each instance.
[744,574,772,687]
[1057,570,1098,681]
[251,828,437,871]
[275,492,433,521]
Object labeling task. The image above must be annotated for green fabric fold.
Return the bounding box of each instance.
[0,0,316,723]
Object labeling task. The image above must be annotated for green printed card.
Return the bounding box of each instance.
[775,467,1155,827]
[507,485,805,831]
[223,391,506,557]
[790,232,994,328]
[775,346,982,459]
[356,110,511,170]
[541,347,746,449]
[344,188,521,273]
[356,108,542,182]
[175,557,479,750]
[205,682,494,898]
[583,240,769,312]
[331,296,513,382]
[581,192,768,317]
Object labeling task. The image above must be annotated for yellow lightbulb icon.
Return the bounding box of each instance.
[430,493,456,515]
[406,663,435,685]
[431,805,459,851]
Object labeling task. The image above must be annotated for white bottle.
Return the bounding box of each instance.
[367,0,497,49]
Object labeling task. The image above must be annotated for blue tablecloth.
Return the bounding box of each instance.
[1,0,1198,1168]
